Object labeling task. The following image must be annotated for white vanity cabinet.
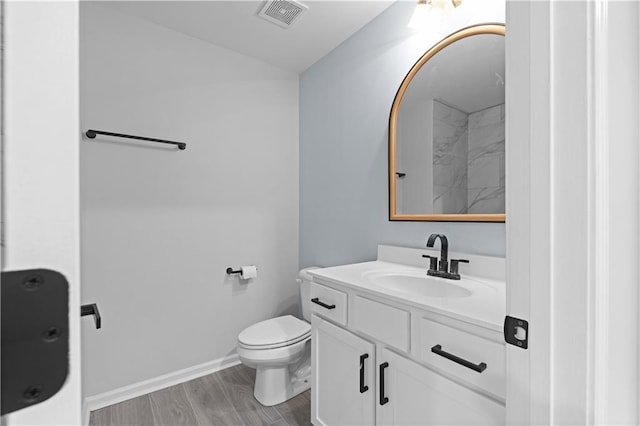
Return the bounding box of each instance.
[312,315,375,425]
[377,348,504,425]
[310,279,505,426]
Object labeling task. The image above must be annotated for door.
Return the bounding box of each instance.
[2,1,82,424]
[312,316,375,426]
[377,348,504,426]
[506,1,640,424]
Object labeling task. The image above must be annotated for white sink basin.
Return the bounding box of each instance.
[367,272,472,298]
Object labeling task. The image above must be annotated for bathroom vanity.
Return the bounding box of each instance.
[308,245,505,425]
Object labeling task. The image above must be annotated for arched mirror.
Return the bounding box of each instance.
[389,24,505,222]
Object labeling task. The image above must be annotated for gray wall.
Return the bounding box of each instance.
[81,3,299,397]
[300,1,505,268]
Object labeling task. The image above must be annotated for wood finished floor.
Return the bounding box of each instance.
[90,364,311,426]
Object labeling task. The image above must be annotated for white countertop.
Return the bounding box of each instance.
[308,260,506,332]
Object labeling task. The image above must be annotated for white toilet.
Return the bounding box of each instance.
[236,267,318,406]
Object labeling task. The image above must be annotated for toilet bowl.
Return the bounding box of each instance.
[236,268,318,406]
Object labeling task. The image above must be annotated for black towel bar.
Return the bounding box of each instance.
[85,129,186,150]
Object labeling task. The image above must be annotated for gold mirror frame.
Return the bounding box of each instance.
[389,24,506,222]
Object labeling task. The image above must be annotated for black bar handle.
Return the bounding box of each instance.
[311,298,336,310]
[359,354,369,393]
[85,129,186,150]
[431,344,486,373]
[81,303,101,329]
[226,268,241,275]
[379,362,389,405]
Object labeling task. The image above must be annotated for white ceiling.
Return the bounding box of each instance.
[101,0,396,73]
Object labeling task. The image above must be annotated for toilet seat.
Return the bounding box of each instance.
[238,315,311,350]
[238,332,310,350]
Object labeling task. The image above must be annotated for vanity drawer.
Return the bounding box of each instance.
[310,283,347,326]
[352,295,410,352]
[419,318,505,399]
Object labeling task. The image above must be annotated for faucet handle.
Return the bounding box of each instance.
[450,259,469,275]
[422,254,438,271]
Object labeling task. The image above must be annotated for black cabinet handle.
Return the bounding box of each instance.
[81,303,101,329]
[379,362,389,405]
[431,344,486,373]
[359,354,369,393]
[311,298,336,310]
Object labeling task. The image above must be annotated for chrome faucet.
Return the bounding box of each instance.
[422,233,469,280]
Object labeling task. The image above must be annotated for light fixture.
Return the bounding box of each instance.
[408,0,462,29]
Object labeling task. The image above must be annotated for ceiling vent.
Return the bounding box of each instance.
[257,0,309,29]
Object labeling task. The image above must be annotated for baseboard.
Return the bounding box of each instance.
[83,353,240,422]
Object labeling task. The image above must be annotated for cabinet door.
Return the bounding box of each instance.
[377,348,505,426]
[312,315,375,426]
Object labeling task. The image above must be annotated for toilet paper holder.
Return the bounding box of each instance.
[226,266,257,278]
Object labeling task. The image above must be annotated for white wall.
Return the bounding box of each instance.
[80,3,299,398]
[4,1,82,424]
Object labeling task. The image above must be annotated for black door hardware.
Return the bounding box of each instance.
[81,303,101,329]
[379,362,389,405]
[311,298,336,310]
[1,269,69,415]
[431,345,487,373]
[85,129,187,150]
[359,353,369,393]
[504,315,528,349]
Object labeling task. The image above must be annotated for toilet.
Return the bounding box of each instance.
[236,267,318,406]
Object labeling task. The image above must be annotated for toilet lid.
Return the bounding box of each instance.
[238,315,311,347]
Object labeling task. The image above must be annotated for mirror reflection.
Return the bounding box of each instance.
[390,26,505,221]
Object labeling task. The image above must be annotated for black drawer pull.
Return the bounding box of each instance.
[311,298,335,310]
[379,362,389,405]
[359,354,369,393]
[431,345,486,373]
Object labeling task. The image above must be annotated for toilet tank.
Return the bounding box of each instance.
[298,267,320,322]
